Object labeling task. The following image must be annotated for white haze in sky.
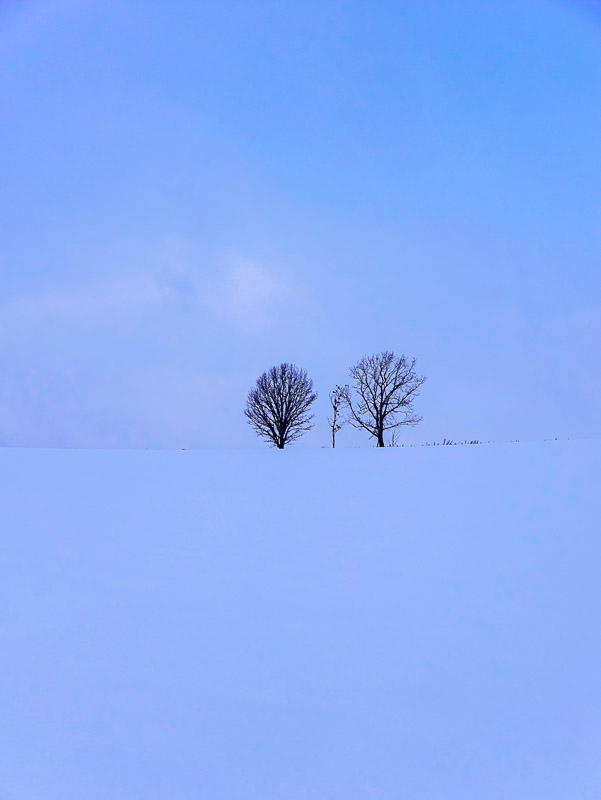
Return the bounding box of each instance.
[1,0,600,448]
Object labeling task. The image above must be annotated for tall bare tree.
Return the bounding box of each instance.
[342,351,426,447]
[245,363,317,449]
[328,385,346,448]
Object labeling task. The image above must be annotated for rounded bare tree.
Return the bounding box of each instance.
[245,363,317,449]
[342,351,426,447]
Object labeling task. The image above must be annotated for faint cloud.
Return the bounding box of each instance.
[545,302,601,339]
[0,274,175,335]
[154,235,201,305]
[0,242,300,342]
[210,258,291,332]
[125,366,246,447]
[0,243,308,447]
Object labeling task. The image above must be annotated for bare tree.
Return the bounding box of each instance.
[388,429,402,447]
[245,363,317,449]
[342,351,426,447]
[328,385,347,448]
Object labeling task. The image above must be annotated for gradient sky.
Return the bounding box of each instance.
[1,0,600,448]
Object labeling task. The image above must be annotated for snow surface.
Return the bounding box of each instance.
[1,440,600,800]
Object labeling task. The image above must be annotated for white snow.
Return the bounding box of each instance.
[1,440,600,799]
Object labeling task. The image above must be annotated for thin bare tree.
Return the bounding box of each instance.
[342,351,426,447]
[388,429,401,447]
[328,385,347,448]
[245,363,317,449]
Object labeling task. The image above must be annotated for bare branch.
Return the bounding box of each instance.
[327,384,347,448]
[342,351,426,447]
[244,363,317,448]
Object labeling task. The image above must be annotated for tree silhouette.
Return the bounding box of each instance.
[245,363,317,449]
[342,351,425,447]
[328,385,346,448]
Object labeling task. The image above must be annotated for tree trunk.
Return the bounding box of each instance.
[376,429,385,447]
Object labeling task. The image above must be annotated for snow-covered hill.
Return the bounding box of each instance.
[1,440,599,799]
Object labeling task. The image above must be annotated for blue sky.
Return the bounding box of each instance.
[1,0,600,447]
